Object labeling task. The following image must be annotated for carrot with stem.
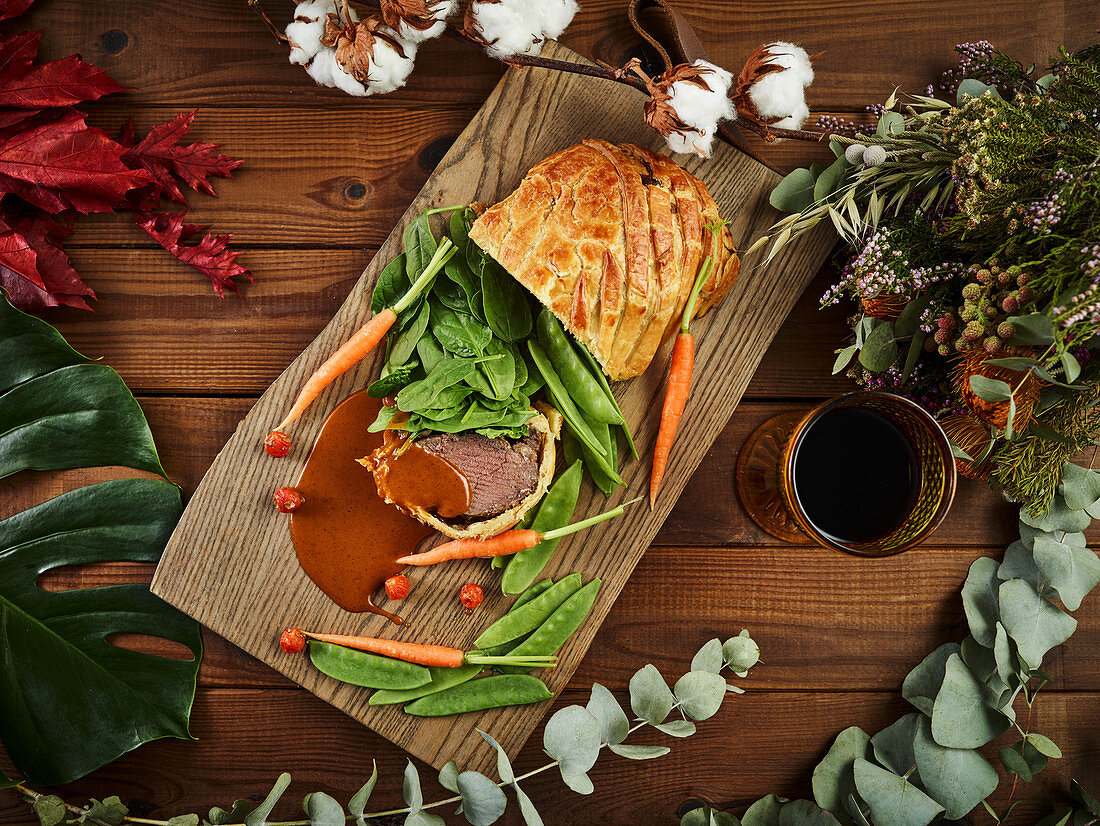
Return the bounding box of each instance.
[281,628,556,669]
[650,223,726,507]
[264,238,457,453]
[396,497,642,566]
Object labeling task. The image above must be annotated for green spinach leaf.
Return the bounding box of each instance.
[480,259,533,342]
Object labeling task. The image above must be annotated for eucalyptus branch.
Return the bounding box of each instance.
[6,635,760,826]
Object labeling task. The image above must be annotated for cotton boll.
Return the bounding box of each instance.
[770,100,810,133]
[305,48,340,88]
[286,0,338,65]
[665,125,717,157]
[763,42,814,87]
[748,70,806,120]
[537,0,579,40]
[663,60,735,156]
[395,0,458,44]
[364,37,419,95]
[470,0,542,59]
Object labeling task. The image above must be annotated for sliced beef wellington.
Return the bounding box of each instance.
[469,141,739,380]
[364,405,561,540]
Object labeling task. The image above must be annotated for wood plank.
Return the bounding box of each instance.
[4,689,1097,825]
[62,106,860,250]
[149,41,835,774]
[26,0,1089,111]
[18,543,1100,692]
[39,251,850,397]
[70,106,479,248]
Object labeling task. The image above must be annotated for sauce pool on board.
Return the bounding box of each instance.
[289,390,443,623]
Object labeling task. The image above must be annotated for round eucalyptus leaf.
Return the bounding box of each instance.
[962,556,1001,647]
[457,771,507,825]
[812,726,870,815]
[742,795,784,826]
[858,321,898,372]
[542,705,601,776]
[654,719,696,737]
[608,744,670,760]
[629,664,675,725]
[681,805,740,826]
[777,799,842,826]
[913,717,998,820]
[998,578,1077,669]
[1032,535,1100,611]
[769,167,817,214]
[930,654,1012,748]
[691,638,724,673]
[869,714,919,776]
[438,761,459,793]
[722,632,760,674]
[1021,494,1091,533]
[560,770,594,795]
[902,642,960,716]
[405,812,446,826]
[301,792,343,826]
[673,671,727,721]
[853,758,944,826]
[586,683,629,745]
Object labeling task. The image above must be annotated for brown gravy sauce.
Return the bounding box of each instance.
[289,390,439,623]
[367,438,471,519]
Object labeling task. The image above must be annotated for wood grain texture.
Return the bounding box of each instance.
[149,41,834,772]
[27,0,1094,111]
[37,254,851,398]
[4,689,1097,825]
[61,107,857,251]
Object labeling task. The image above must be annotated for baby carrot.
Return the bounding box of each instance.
[649,251,716,508]
[284,628,556,669]
[265,239,457,450]
[396,498,641,566]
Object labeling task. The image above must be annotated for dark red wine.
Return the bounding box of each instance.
[790,407,919,544]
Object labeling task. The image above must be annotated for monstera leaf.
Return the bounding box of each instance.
[0,295,200,785]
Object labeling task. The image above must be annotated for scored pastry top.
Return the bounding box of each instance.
[469,139,739,381]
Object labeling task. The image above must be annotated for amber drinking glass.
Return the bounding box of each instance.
[736,391,957,556]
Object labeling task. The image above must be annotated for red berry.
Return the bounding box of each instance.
[280,627,306,653]
[264,430,291,457]
[459,583,484,613]
[385,574,410,601]
[273,486,304,513]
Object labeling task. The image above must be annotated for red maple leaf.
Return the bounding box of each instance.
[0,208,93,311]
[134,210,251,297]
[0,0,34,23]
[118,111,243,203]
[0,110,152,214]
[0,31,121,108]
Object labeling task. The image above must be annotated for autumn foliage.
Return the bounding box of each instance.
[0,0,248,312]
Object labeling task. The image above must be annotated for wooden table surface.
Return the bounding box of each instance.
[1,1,1097,823]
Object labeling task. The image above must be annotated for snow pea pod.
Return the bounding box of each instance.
[536,308,622,424]
[574,341,638,460]
[474,573,583,649]
[579,414,617,496]
[403,674,552,716]
[368,663,483,706]
[527,341,623,484]
[502,462,584,595]
[308,641,431,690]
[512,578,553,610]
[507,579,601,660]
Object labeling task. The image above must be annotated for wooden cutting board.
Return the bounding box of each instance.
[151,41,833,774]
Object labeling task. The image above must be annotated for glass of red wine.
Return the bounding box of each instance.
[736,391,957,556]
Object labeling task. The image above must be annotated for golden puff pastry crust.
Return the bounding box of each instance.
[470,140,739,380]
